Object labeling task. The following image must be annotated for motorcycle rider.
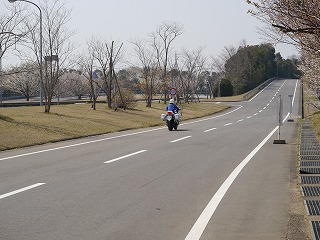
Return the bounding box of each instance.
[166,99,180,113]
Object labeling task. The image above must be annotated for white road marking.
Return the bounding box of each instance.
[104,150,147,164]
[204,128,217,133]
[185,79,297,240]
[181,106,242,126]
[253,113,258,116]
[185,126,279,240]
[224,123,233,126]
[0,183,46,200]
[259,110,263,113]
[237,119,244,122]
[263,107,266,110]
[0,107,243,162]
[170,136,192,143]
[248,80,274,102]
[0,128,164,162]
[247,116,252,119]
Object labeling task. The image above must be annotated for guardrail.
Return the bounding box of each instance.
[242,77,277,101]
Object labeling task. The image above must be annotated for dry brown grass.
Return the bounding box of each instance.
[0,102,228,151]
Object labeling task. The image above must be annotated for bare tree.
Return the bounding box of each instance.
[4,62,39,101]
[150,21,183,103]
[59,69,88,100]
[178,47,207,102]
[0,3,26,58]
[210,45,237,75]
[0,3,27,102]
[131,38,160,107]
[21,0,74,113]
[78,51,98,110]
[247,0,320,54]
[91,37,123,109]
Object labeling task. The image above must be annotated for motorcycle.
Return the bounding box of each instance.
[161,110,181,131]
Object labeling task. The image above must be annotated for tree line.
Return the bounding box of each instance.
[0,0,301,113]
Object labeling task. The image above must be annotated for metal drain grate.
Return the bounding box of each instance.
[301,156,320,161]
[302,186,320,197]
[300,151,320,156]
[300,147,320,151]
[306,200,320,215]
[311,221,320,240]
[301,141,319,146]
[300,162,320,167]
[300,168,320,174]
[301,176,320,184]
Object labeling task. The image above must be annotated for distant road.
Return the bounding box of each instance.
[0,79,300,240]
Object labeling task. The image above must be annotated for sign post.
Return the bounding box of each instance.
[169,87,177,101]
[274,95,286,144]
[287,94,294,122]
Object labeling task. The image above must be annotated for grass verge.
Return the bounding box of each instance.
[304,86,320,140]
[0,102,228,151]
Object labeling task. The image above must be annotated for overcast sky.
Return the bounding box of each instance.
[2,0,299,68]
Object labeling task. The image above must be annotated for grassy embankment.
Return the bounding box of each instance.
[0,101,229,151]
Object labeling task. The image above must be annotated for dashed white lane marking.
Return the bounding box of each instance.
[204,128,217,133]
[259,110,263,113]
[253,113,258,116]
[181,106,242,126]
[0,183,46,200]
[237,119,244,122]
[170,136,192,143]
[104,150,147,164]
[263,107,266,110]
[247,116,252,119]
[224,123,233,126]
[0,107,243,162]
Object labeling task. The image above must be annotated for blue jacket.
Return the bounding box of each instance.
[166,103,180,113]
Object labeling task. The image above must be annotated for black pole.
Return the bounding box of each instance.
[301,79,304,119]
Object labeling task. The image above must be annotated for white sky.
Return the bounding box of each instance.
[1,0,299,68]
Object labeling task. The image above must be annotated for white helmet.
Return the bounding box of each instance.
[169,99,174,104]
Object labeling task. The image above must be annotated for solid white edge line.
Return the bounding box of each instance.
[249,80,274,102]
[104,150,147,164]
[0,183,46,200]
[0,128,163,162]
[170,136,192,143]
[185,79,298,240]
[185,126,279,240]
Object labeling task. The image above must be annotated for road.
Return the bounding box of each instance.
[0,79,301,240]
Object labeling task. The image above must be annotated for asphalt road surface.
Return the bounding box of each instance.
[0,79,301,240]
